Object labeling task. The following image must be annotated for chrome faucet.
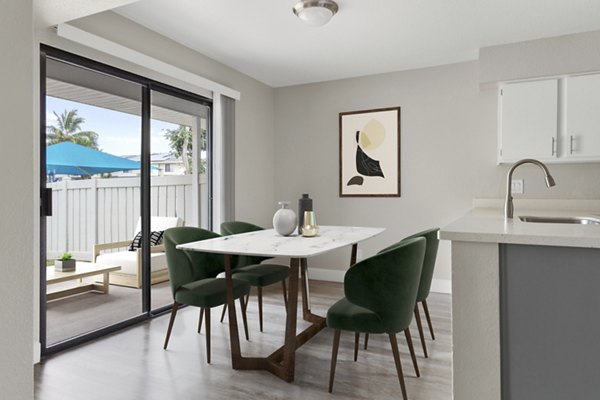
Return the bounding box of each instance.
[505,159,556,219]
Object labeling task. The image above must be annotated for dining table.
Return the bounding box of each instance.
[176,224,385,382]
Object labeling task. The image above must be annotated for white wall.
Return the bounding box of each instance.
[273,60,600,288]
[0,0,34,398]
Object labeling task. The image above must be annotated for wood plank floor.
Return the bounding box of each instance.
[35,280,452,400]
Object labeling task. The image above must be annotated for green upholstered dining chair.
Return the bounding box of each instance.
[364,228,440,358]
[163,227,251,364]
[326,237,426,399]
[219,221,289,332]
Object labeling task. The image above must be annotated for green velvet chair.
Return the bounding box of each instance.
[326,237,426,399]
[163,227,251,364]
[364,228,440,358]
[219,221,289,332]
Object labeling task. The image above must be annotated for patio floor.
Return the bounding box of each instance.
[46,280,173,345]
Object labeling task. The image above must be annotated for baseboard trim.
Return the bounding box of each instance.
[308,268,452,294]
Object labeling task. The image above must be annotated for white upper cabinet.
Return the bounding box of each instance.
[499,73,600,164]
[499,79,558,163]
[565,74,600,159]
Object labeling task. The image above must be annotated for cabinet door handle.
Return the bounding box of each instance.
[570,135,574,155]
[551,137,556,156]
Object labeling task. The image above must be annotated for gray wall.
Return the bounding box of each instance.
[274,60,600,284]
[0,0,34,398]
[480,30,600,87]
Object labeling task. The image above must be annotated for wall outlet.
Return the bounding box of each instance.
[511,179,524,194]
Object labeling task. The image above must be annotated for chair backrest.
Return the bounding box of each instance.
[220,221,263,236]
[379,228,439,302]
[134,216,184,237]
[344,237,425,334]
[220,221,269,266]
[163,227,233,296]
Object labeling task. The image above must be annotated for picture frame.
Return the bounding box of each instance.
[339,107,401,197]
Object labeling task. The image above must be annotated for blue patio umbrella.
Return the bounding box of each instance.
[46,142,142,176]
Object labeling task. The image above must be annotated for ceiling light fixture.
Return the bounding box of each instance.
[293,0,339,27]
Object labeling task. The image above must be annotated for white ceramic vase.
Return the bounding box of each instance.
[273,201,297,236]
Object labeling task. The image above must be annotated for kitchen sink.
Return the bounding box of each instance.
[518,215,600,225]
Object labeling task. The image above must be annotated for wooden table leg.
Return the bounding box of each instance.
[282,257,300,381]
[224,254,243,368]
[350,243,358,266]
[300,258,311,318]
[223,255,324,382]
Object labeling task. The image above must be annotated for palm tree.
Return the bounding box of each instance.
[164,125,207,174]
[47,109,99,149]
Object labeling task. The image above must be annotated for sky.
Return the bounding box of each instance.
[46,96,178,156]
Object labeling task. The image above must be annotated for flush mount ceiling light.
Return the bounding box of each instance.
[293,0,339,27]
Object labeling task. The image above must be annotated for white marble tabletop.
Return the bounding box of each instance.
[177,225,385,258]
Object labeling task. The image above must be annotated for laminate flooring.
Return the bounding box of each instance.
[35,280,452,400]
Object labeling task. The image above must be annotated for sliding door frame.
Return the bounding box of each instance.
[39,45,213,355]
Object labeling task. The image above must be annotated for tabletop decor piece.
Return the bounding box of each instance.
[273,201,297,236]
[55,252,76,272]
[301,211,318,237]
[297,193,313,235]
[339,107,401,197]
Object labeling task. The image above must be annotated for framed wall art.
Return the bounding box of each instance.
[339,107,400,197]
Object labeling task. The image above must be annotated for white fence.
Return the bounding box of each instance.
[47,175,203,260]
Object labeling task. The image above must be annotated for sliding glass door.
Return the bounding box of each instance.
[40,46,212,354]
[148,89,211,310]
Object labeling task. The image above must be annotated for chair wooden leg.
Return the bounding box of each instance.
[389,333,408,400]
[258,286,264,332]
[205,307,211,363]
[354,332,360,362]
[422,299,435,340]
[163,302,179,350]
[364,333,369,350]
[281,279,288,308]
[404,329,420,377]
[198,308,204,333]
[329,329,342,393]
[219,304,227,323]
[240,296,249,341]
[414,305,428,358]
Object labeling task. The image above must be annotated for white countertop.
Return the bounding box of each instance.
[177,225,385,258]
[440,206,600,248]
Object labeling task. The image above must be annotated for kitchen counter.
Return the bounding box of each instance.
[440,206,600,248]
[440,200,600,400]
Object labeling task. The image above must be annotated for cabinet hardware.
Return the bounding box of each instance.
[570,135,575,154]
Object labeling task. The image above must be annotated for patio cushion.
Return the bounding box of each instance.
[95,250,167,275]
[128,230,164,251]
[133,217,184,237]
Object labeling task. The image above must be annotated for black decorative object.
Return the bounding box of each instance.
[297,193,313,235]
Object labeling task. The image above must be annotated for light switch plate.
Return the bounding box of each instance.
[511,179,524,194]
